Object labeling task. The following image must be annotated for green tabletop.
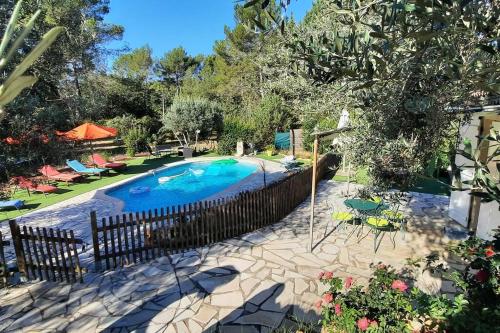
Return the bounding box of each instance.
[344,199,380,212]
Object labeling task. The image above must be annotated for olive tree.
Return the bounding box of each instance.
[161,96,222,147]
[246,0,499,189]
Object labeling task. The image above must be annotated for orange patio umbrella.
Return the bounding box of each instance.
[62,123,118,164]
[63,123,117,141]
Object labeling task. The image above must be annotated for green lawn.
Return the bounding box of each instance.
[255,153,312,166]
[333,169,451,196]
[1,155,183,221]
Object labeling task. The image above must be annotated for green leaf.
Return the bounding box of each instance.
[0,76,38,106]
[370,31,389,40]
[463,138,473,158]
[4,26,64,88]
[0,0,23,59]
[243,0,260,8]
[0,10,41,70]
[332,8,356,21]
[404,4,416,12]
[408,31,439,42]
[477,44,496,55]
[252,18,267,31]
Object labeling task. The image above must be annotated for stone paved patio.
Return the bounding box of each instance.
[0,181,457,332]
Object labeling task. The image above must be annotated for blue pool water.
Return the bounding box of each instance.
[106,160,258,212]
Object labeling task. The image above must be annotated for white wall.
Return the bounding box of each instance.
[448,111,499,239]
[477,200,500,241]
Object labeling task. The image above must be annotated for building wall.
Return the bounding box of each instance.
[448,110,500,240]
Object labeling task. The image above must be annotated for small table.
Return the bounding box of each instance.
[344,199,380,212]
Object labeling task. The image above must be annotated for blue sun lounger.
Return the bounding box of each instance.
[0,200,24,211]
[66,160,108,178]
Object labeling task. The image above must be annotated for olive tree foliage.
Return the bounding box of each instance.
[0,0,62,122]
[248,0,499,189]
[161,96,223,147]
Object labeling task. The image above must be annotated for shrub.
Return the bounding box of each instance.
[316,230,500,332]
[302,115,338,153]
[251,94,293,149]
[105,115,160,140]
[217,117,254,155]
[123,126,149,157]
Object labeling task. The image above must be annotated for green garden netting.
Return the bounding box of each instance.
[274,132,290,150]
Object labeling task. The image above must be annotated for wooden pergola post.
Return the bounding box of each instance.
[309,135,319,252]
[308,127,353,252]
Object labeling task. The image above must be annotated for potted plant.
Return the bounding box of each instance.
[265,144,276,157]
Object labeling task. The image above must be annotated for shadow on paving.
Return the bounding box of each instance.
[97,265,238,332]
[203,282,319,333]
[0,264,238,332]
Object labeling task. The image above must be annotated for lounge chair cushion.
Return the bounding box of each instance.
[14,176,58,194]
[367,217,389,227]
[0,200,24,210]
[67,160,106,174]
[102,162,126,169]
[90,154,126,169]
[39,165,81,182]
[382,210,404,220]
[332,212,354,221]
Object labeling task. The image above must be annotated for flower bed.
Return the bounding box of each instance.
[316,230,499,332]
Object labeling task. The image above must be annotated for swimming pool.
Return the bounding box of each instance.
[106,159,258,212]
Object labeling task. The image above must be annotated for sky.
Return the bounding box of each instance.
[104,0,314,65]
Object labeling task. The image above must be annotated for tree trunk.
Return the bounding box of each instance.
[72,62,82,98]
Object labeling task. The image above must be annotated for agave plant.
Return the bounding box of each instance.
[457,129,500,204]
[0,0,63,121]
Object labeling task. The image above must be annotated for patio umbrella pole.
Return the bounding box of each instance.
[309,135,319,252]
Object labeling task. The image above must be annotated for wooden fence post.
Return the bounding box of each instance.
[0,231,10,285]
[9,220,27,281]
[90,211,101,271]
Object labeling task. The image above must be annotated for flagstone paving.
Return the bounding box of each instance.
[0,180,458,332]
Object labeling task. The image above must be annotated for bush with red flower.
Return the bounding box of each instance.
[316,229,500,332]
[414,228,500,332]
[317,266,416,332]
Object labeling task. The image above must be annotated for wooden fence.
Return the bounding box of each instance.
[9,220,84,283]
[91,154,336,270]
[0,231,9,285]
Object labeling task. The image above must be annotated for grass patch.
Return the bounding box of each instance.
[333,168,450,196]
[333,168,370,186]
[409,176,450,196]
[255,153,312,166]
[1,156,183,220]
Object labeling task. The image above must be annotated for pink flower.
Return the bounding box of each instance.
[345,276,353,289]
[391,279,408,292]
[334,303,342,315]
[357,317,370,331]
[324,271,333,279]
[475,269,489,283]
[322,292,334,304]
[318,271,324,280]
[315,299,323,309]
